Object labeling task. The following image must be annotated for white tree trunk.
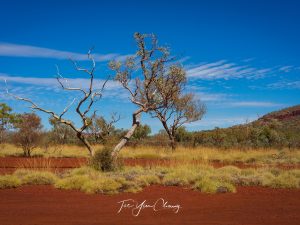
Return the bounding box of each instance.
[111,108,143,158]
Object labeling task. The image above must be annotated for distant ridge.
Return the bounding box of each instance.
[258,105,300,122]
[193,104,300,148]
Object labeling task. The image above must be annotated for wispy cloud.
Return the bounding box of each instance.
[195,92,228,102]
[0,73,121,93]
[0,42,131,61]
[0,72,134,104]
[267,80,300,89]
[187,116,258,128]
[186,60,275,80]
[0,76,131,108]
[187,84,283,107]
[228,101,283,107]
[279,66,293,73]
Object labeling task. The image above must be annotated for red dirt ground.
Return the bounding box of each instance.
[0,157,299,174]
[0,185,299,225]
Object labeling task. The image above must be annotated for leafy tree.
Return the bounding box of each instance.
[0,103,18,143]
[14,113,43,157]
[175,126,193,143]
[110,33,205,155]
[48,117,76,145]
[132,124,151,140]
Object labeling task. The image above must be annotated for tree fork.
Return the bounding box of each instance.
[111,108,143,159]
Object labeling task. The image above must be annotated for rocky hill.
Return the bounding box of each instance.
[193,104,300,148]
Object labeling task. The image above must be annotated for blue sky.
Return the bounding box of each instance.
[0,0,299,133]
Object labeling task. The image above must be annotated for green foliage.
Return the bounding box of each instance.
[90,148,117,172]
[0,103,18,143]
[13,113,43,157]
[55,175,91,190]
[217,166,241,176]
[48,117,77,145]
[14,170,58,185]
[194,177,236,193]
[262,172,299,188]
[175,126,193,143]
[135,174,161,186]
[81,177,122,194]
[0,165,299,194]
[194,177,218,193]
[132,124,151,140]
[0,175,21,189]
[86,114,120,144]
[193,105,300,149]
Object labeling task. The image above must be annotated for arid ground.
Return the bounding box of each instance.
[0,147,299,225]
[0,185,299,225]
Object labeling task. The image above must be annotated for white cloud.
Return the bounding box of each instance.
[0,73,120,91]
[186,84,283,107]
[186,60,275,80]
[279,66,293,73]
[268,80,300,89]
[195,92,228,102]
[187,116,257,128]
[228,101,283,107]
[0,42,131,62]
[0,74,129,102]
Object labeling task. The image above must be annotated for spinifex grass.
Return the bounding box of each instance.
[0,164,299,194]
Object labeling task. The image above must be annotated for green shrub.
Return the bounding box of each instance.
[14,170,58,185]
[194,177,218,193]
[90,148,117,172]
[123,185,143,193]
[81,177,122,194]
[263,172,299,188]
[240,168,258,176]
[163,173,190,186]
[290,170,300,178]
[162,167,203,186]
[67,166,99,177]
[55,175,90,190]
[135,174,160,187]
[217,166,241,176]
[113,177,143,193]
[0,175,21,189]
[194,177,236,193]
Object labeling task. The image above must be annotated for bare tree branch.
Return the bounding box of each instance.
[4,49,110,156]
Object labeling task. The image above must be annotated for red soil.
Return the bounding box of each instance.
[124,158,300,169]
[0,185,299,225]
[0,157,299,174]
[0,157,87,174]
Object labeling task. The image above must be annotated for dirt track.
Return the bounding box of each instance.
[0,185,299,225]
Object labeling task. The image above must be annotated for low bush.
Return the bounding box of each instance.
[135,174,161,187]
[14,170,57,185]
[0,175,21,189]
[90,148,118,172]
[263,172,299,188]
[81,177,122,194]
[0,164,299,195]
[55,175,91,190]
[194,177,236,193]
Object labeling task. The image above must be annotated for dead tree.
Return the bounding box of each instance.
[110,32,190,157]
[5,50,108,156]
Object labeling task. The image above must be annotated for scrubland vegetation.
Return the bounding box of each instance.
[1,143,299,165]
[0,52,299,195]
[0,165,299,194]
